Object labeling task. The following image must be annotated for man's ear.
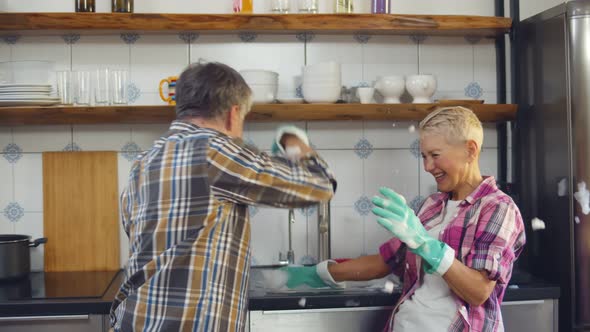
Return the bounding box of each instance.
[225,105,241,131]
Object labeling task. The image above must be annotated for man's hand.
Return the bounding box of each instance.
[271,125,313,159]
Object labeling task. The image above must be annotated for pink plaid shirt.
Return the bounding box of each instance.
[379,177,526,332]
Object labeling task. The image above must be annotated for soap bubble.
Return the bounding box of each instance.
[409,125,416,133]
[531,218,546,231]
[298,297,307,307]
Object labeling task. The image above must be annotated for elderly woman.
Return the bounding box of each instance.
[285,106,526,331]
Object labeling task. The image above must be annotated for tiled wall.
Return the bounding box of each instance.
[0,0,506,270]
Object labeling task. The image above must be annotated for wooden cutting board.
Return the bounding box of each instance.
[43,151,120,272]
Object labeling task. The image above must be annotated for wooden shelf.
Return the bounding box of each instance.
[0,13,511,37]
[0,104,516,125]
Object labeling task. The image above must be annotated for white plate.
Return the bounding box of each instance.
[0,95,58,100]
[0,83,52,88]
[0,92,53,96]
[0,88,53,93]
[0,99,60,106]
[278,98,304,104]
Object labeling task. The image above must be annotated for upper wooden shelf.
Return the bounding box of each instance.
[0,103,516,125]
[0,13,512,37]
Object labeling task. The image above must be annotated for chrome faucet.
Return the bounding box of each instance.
[279,209,296,265]
[317,201,331,261]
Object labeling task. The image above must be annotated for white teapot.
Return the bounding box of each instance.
[374,76,405,104]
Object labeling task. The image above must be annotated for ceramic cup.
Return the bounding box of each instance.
[357,87,375,104]
[159,76,178,105]
[406,74,437,103]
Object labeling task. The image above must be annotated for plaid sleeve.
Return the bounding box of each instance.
[379,238,407,278]
[207,135,336,208]
[466,200,526,284]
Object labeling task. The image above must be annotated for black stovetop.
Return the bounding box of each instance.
[0,271,119,301]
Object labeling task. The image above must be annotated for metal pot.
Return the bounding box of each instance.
[0,235,47,281]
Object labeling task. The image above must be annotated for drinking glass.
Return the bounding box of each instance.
[74,71,92,106]
[56,71,75,105]
[111,69,129,105]
[298,0,318,13]
[95,68,110,106]
[271,0,290,13]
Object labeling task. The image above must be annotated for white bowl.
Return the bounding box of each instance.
[406,74,437,103]
[0,60,54,85]
[375,76,405,104]
[248,83,278,103]
[302,84,341,103]
[240,70,279,85]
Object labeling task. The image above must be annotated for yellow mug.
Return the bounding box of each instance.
[159,76,178,105]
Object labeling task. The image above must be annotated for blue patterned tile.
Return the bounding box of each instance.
[299,205,317,218]
[357,81,370,88]
[299,255,318,265]
[63,142,82,152]
[3,143,22,164]
[410,138,421,159]
[238,32,258,43]
[121,142,141,161]
[2,35,20,45]
[464,36,482,45]
[409,195,426,214]
[249,205,259,217]
[62,34,81,45]
[178,32,199,44]
[409,35,427,44]
[354,138,373,159]
[354,195,372,216]
[127,82,141,104]
[296,32,315,43]
[120,33,140,45]
[3,202,24,223]
[354,33,371,44]
[295,85,303,98]
[464,82,483,99]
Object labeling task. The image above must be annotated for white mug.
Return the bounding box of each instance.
[356,87,375,104]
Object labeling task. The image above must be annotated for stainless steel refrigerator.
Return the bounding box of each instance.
[517,1,590,331]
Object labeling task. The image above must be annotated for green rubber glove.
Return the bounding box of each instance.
[281,260,345,289]
[271,125,310,159]
[372,187,455,275]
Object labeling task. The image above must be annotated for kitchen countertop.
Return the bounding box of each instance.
[0,270,560,317]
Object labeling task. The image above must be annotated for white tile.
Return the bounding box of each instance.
[0,159,13,215]
[14,153,43,212]
[0,127,12,148]
[364,150,420,201]
[483,123,498,148]
[364,218,394,255]
[131,124,170,151]
[364,121,419,149]
[480,148,499,179]
[482,92,498,104]
[118,154,133,268]
[391,0,493,15]
[14,213,44,272]
[307,121,362,150]
[192,34,305,96]
[420,37,473,92]
[135,0,232,13]
[319,150,363,207]
[0,218,15,234]
[73,124,131,151]
[12,126,72,152]
[0,43,10,63]
[363,36,418,83]
[474,39,497,93]
[2,0,73,12]
[250,208,290,265]
[72,35,130,71]
[306,35,363,87]
[130,35,188,94]
[331,207,364,259]
[11,35,70,72]
[131,92,164,106]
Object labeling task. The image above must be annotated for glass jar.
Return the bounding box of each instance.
[112,0,133,13]
[335,0,353,13]
[371,0,391,13]
[298,0,318,13]
[234,0,254,13]
[75,0,95,12]
[271,0,290,13]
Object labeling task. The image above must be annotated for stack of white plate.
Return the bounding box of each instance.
[0,84,60,106]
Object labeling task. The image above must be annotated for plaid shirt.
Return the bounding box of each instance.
[110,120,335,332]
[380,177,525,332]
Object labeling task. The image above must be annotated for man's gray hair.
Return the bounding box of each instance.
[175,62,252,120]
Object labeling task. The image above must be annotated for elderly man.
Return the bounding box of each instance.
[110,62,336,331]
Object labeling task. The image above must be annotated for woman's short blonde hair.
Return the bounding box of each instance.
[419,106,484,151]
